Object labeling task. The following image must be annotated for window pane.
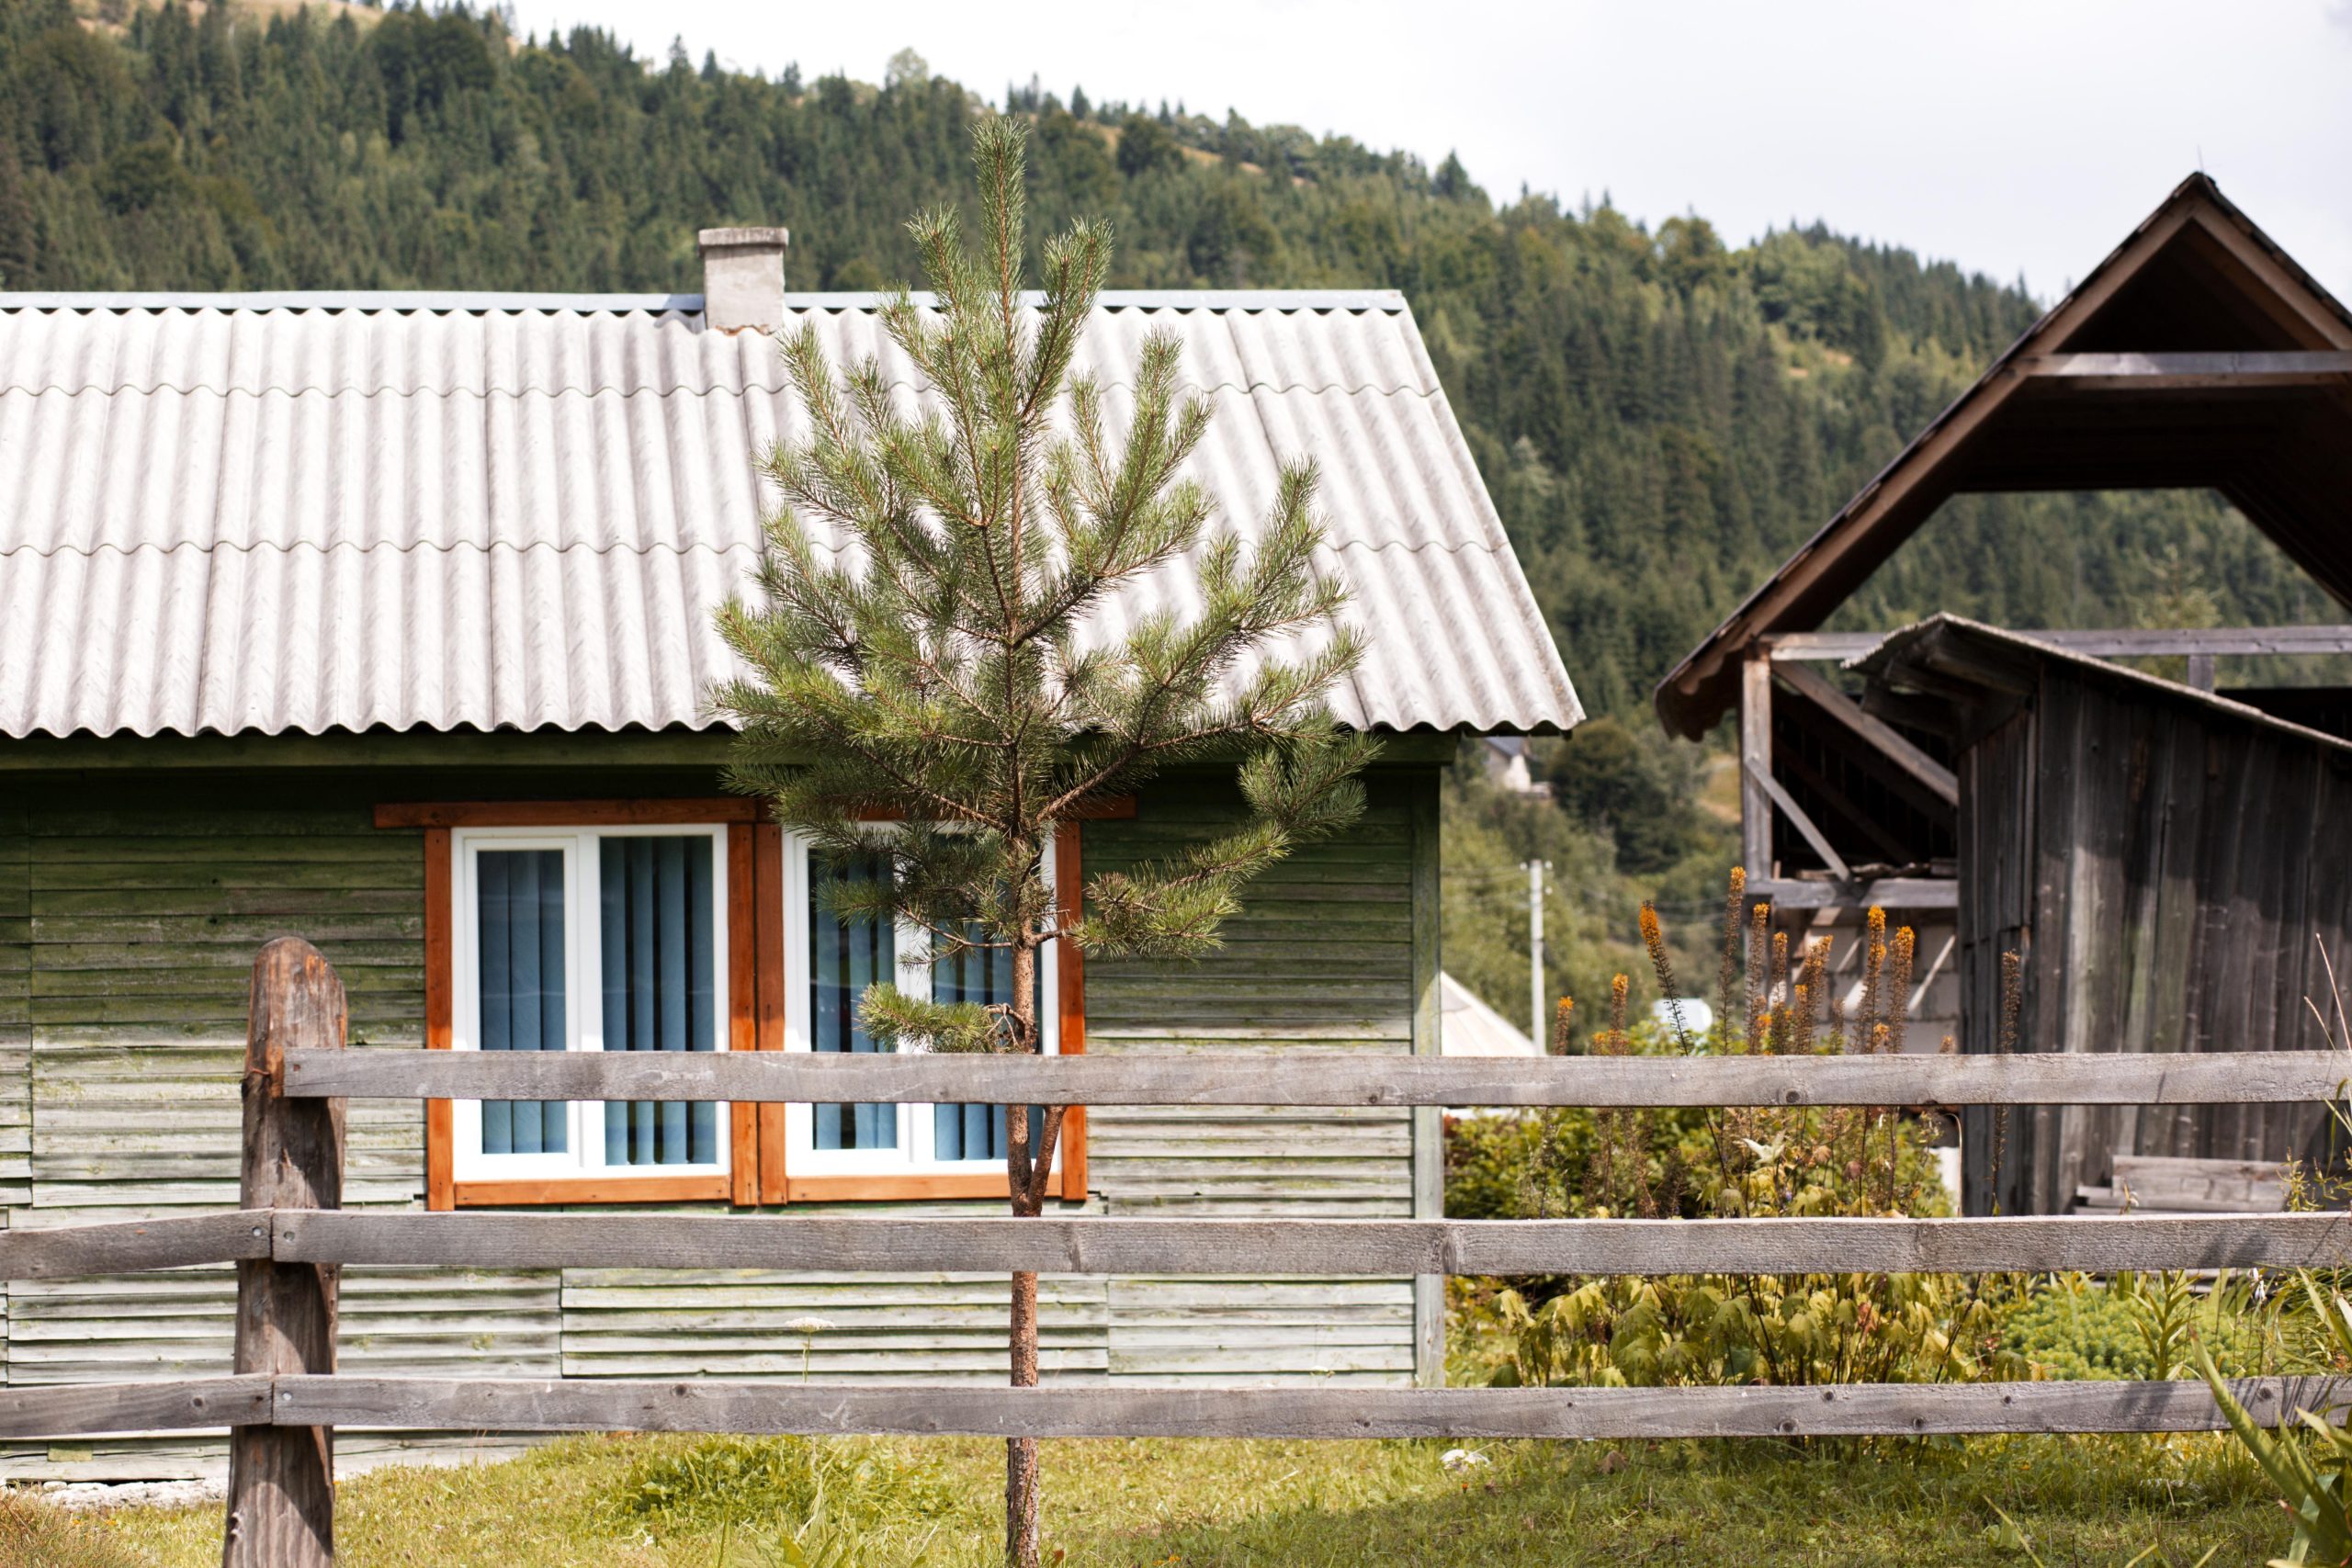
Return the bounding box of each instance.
[809,849,897,1150]
[932,932,1044,1163]
[600,835,718,1167]
[477,849,568,1156]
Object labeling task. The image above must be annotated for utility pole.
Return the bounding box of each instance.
[1527,860,1544,1050]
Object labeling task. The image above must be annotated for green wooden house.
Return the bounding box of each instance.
[0,234,1579,1477]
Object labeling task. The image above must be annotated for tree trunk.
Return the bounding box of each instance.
[1005,1264,1042,1568]
[1005,938,1045,1568]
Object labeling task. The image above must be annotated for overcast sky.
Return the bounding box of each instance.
[507,0,2352,305]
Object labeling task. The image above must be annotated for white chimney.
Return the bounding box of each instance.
[697,226,789,332]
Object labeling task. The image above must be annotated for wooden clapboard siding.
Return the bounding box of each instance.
[1103,1278,1413,1382]
[0,755,1437,1467]
[558,1270,1110,1381]
[0,1430,544,1484]
[1080,775,1421,1382]
[6,1267,559,1386]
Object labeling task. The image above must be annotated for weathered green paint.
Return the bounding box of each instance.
[0,744,1442,1470]
[1408,768,1444,1386]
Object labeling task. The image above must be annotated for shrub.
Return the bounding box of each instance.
[1486,880,2013,1393]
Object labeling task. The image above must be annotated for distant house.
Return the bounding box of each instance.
[0,234,1578,1476]
[1655,175,2352,1213]
[1438,973,1541,1058]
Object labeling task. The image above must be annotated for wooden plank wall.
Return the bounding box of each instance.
[1080,776,1419,1385]
[0,765,1427,1471]
[1962,670,2352,1214]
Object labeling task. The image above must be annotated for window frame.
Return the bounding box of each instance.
[404,801,760,1211]
[447,823,734,1189]
[774,828,1059,1190]
[760,816,1094,1205]
[397,798,1101,1209]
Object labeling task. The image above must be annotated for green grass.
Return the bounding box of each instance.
[34,1427,2290,1567]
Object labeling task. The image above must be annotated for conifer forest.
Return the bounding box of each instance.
[1,0,2328,1010]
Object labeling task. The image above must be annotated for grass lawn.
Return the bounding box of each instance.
[6,1427,2290,1567]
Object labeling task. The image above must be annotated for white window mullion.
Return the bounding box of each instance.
[575,829,605,1173]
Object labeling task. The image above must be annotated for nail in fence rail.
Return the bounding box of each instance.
[5,943,2351,1564]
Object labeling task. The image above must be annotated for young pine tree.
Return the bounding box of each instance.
[713,115,1372,1568]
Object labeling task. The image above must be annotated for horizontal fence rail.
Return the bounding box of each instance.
[10,1210,2351,1282]
[281,1045,2352,1108]
[3,1375,2342,1444]
[29,937,2352,1567]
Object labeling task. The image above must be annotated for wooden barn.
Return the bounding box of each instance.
[0,236,1581,1476]
[1654,175,2352,1214]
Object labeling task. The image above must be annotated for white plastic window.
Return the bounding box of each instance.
[780,831,1059,1177]
[449,826,731,1182]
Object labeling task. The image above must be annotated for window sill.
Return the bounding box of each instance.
[780,1172,1035,1202]
[450,1174,736,1207]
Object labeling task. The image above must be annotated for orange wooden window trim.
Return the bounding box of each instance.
[379,799,758,829]
[453,1176,733,1207]
[380,797,1128,829]
[1055,818,1089,1202]
[754,822,793,1205]
[727,822,762,1205]
[755,818,1091,1206]
[420,811,757,1211]
[423,828,455,1213]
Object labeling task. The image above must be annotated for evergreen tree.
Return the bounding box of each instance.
[1,2,2319,719]
[0,142,32,289]
[714,117,1371,1568]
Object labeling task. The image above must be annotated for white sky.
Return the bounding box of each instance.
[508,0,2352,305]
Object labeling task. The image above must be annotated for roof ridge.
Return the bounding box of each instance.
[0,288,1410,315]
[0,538,767,563]
[0,533,1515,563]
[0,378,1442,402]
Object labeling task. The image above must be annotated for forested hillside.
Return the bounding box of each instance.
[2,1,2328,725]
[3,1,2332,1015]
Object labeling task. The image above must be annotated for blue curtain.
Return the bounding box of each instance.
[601,835,718,1167]
[476,850,568,1156]
[932,934,1044,1163]
[810,850,897,1150]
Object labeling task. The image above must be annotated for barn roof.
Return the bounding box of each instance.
[1656,174,2352,739]
[1853,614,2352,758]
[0,288,1580,742]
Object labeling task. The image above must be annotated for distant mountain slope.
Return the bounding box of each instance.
[1,2,2327,716]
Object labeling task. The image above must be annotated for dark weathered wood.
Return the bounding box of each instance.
[0,1377,276,1440]
[1746,759,1851,881]
[225,938,345,1568]
[1775,626,2352,662]
[1740,651,1774,876]
[279,1043,2352,1107]
[271,1210,2352,1279]
[1748,876,1958,911]
[1775,661,1959,807]
[1913,635,2352,1213]
[0,1212,270,1280]
[2018,350,2352,388]
[275,1375,2348,1439]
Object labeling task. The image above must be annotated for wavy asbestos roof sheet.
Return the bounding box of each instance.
[0,292,1579,740]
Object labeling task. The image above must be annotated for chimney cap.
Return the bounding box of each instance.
[699,226,790,252]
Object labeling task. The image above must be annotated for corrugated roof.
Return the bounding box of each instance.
[0,290,1577,741]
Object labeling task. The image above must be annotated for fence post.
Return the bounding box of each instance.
[224,938,346,1568]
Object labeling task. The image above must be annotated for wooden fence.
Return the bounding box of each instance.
[7,939,2352,1562]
